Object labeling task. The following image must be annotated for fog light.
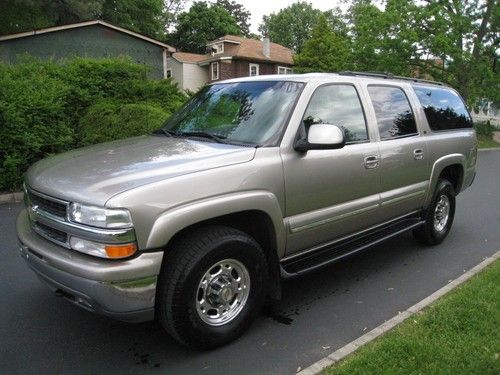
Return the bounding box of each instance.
[70,237,137,259]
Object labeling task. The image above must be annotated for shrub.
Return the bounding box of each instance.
[474,120,496,137]
[0,56,186,191]
[80,101,169,145]
[0,61,74,191]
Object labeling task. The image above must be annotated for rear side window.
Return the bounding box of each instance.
[303,84,368,143]
[413,86,472,130]
[367,86,418,139]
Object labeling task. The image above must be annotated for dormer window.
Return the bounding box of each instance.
[214,43,224,54]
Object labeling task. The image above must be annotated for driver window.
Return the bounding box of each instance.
[303,84,368,143]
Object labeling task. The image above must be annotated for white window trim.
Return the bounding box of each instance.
[278,66,293,75]
[249,63,259,76]
[211,62,219,80]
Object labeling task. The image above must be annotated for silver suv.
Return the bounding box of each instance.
[17,72,477,348]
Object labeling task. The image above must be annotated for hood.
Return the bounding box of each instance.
[26,136,256,206]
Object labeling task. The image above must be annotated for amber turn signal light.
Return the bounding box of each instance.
[105,243,137,258]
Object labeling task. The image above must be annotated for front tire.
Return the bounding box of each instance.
[156,225,268,349]
[413,179,456,245]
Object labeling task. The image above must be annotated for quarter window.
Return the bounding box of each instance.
[303,85,368,143]
[413,86,472,130]
[368,86,417,139]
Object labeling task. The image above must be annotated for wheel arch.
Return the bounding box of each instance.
[146,191,286,300]
[424,154,465,209]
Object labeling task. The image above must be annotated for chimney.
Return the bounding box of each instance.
[263,36,270,58]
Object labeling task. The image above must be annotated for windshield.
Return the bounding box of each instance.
[162,81,304,146]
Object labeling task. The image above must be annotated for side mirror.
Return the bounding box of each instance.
[294,124,345,152]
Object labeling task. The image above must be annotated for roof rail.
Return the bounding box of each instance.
[338,71,445,86]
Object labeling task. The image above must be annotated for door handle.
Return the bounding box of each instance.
[413,148,424,160]
[364,155,379,169]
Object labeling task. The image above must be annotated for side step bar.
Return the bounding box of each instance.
[281,217,425,277]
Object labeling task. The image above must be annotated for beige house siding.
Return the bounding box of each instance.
[182,63,208,92]
[167,57,184,89]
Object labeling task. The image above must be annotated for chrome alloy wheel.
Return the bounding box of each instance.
[433,194,450,232]
[196,258,250,326]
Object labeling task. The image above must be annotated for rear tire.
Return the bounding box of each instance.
[413,179,456,245]
[156,225,268,349]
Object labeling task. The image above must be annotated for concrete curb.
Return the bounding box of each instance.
[298,251,500,375]
[478,147,500,152]
[0,191,23,204]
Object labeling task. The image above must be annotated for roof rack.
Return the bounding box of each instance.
[338,71,445,86]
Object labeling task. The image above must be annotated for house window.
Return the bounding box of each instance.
[211,62,219,80]
[211,43,224,55]
[278,66,293,75]
[249,63,259,76]
[166,69,172,78]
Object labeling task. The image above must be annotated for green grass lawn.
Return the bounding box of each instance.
[477,134,500,149]
[324,260,500,375]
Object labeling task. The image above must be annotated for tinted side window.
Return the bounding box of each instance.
[413,86,472,130]
[303,85,368,143]
[367,86,417,139]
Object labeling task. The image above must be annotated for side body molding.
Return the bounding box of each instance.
[146,191,287,258]
[424,153,466,208]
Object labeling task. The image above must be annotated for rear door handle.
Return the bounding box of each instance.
[364,155,379,169]
[413,148,424,160]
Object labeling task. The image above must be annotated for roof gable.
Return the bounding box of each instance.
[207,35,293,65]
[0,20,176,52]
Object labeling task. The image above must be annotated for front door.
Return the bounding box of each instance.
[281,83,382,255]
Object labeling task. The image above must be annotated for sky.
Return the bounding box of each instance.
[188,0,345,34]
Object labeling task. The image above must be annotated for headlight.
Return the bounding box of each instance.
[68,203,133,229]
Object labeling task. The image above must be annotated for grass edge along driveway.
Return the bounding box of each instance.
[324,260,500,375]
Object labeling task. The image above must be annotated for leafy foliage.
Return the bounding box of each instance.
[258,1,324,53]
[168,1,242,53]
[215,0,251,37]
[0,56,185,191]
[294,15,351,73]
[80,101,170,145]
[0,0,171,39]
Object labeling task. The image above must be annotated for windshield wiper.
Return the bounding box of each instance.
[152,128,177,137]
[178,131,227,144]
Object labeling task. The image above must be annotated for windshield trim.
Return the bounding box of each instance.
[162,80,306,148]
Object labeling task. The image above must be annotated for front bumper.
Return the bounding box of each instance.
[17,209,164,322]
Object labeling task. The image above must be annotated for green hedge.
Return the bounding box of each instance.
[0,56,186,191]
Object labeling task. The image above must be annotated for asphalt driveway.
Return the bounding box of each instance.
[1,150,498,374]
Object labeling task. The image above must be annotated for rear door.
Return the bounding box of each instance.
[365,84,430,222]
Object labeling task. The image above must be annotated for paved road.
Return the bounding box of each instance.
[1,150,499,375]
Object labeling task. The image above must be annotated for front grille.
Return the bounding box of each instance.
[33,221,68,245]
[28,190,67,218]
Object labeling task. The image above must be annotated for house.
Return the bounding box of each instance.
[0,20,176,79]
[167,35,294,92]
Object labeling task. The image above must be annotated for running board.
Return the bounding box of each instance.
[281,218,425,277]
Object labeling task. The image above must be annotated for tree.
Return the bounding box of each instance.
[258,1,323,53]
[294,15,351,73]
[102,0,165,38]
[0,0,102,35]
[162,0,186,31]
[215,0,251,36]
[348,0,421,75]
[0,0,172,39]
[169,2,241,53]
[416,0,499,105]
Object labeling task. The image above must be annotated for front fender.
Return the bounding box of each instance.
[424,153,465,208]
[145,190,286,258]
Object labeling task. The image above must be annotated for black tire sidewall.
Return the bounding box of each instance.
[160,229,268,348]
[425,179,456,243]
